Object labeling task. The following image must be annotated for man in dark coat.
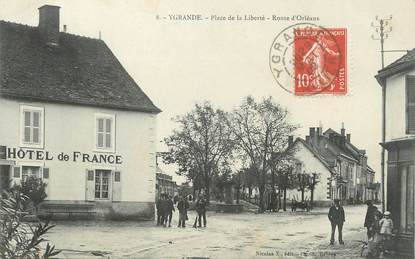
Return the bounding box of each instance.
[364,200,378,239]
[328,199,345,245]
[177,196,189,228]
[160,194,170,227]
[195,195,207,228]
[156,195,164,226]
[164,195,175,227]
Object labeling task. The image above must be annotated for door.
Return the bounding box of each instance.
[0,165,10,193]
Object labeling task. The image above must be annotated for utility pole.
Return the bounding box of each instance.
[371,15,392,213]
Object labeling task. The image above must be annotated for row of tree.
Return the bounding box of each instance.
[163,96,317,212]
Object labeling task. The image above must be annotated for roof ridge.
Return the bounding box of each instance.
[0,19,102,42]
[0,20,35,29]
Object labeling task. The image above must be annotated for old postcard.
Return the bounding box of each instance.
[0,0,414,258]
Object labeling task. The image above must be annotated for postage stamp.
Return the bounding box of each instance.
[269,23,347,95]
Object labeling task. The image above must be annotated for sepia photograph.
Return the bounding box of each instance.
[0,0,414,258]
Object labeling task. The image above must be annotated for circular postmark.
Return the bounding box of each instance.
[269,23,346,95]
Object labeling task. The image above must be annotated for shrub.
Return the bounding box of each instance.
[0,189,60,258]
[11,176,47,212]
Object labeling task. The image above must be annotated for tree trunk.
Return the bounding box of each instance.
[283,188,287,211]
[236,186,240,204]
[310,186,314,209]
[248,186,252,201]
[258,185,266,213]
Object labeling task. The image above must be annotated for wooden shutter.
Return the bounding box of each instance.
[112,171,121,202]
[407,76,415,134]
[42,168,49,197]
[85,170,95,201]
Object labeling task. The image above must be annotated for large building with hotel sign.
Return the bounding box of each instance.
[0,5,161,220]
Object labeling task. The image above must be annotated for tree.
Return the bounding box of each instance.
[163,102,234,202]
[227,96,298,212]
[296,172,310,202]
[307,172,320,209]
[240,165,258,201]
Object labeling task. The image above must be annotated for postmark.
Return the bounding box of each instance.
[269,23,347,95]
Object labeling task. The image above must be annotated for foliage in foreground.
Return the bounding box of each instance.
[0,189,60,258]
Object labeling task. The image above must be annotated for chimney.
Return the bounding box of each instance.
[288,136,294,147]
[309,127,316,138]
[305,136,310,143]
[340,122,345,136]
[316,127,321,136]
[38,5,60,46]
[346,133,351,143]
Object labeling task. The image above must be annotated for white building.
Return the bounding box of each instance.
[375,49,414,255]
[0,5,161,220]
[287,126,377,206]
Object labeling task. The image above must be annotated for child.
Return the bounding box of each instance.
[379,211,394,253]
[367,210,382,257]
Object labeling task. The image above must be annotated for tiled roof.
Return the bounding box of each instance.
[294,138,335,174]
[293,128,376,174]
[0,21,161,113]
[375,48,415,86]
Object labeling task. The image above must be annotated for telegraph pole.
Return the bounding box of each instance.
[371,15,392,213]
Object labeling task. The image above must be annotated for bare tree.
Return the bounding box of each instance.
[227,96,298,212]
[163,102,234,202]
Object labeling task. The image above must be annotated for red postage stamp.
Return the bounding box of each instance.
[294,28,347,95]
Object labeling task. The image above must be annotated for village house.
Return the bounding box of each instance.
[287,126,377,206]
[0,5,161,220]
[375,49,414,255]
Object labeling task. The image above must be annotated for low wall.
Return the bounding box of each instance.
[38,200,155,221]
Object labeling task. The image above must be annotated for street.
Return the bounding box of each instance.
[43,205,377,258]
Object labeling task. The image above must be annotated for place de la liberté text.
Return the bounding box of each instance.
[156,14,320,22]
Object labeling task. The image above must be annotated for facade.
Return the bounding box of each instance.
[375,49,415,255]
[156,167,177,199]
[288,126,377,206]
[0,5,161,220]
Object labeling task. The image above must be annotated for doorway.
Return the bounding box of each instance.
[0,165,11,193]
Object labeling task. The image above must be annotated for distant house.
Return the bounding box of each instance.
[375,49,414,255]
[0,5,161,220]
[156,167,177,199]
[287,126,377,206]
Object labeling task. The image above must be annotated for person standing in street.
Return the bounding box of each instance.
[177,195,189,228]
[156,194,164,226]
[364,200,379,239]
[164,195,175,227]
[195,195,207,228]
[328,199,345,245]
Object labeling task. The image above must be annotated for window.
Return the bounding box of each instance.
[95,114,115,151]
[20,106,44,148]
[406,76,415,134]
[22,166,40,181]
[95,170,111,199]
[399,165,414,234]
[295,162,302,174]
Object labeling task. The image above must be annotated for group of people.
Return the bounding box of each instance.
[156,194,208,228]
[364,200,394,257]
[328,199,394,257]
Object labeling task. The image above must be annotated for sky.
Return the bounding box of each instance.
[1,0,414,183]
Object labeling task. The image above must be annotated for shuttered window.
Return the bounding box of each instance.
[20,106,44,148]
[407,76,415,134]
[95,114,115,151]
